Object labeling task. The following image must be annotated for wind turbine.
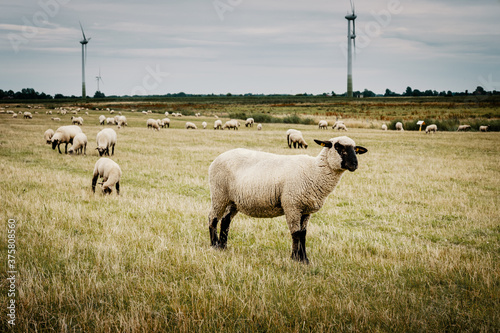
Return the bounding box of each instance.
[345,0,357,98]
[79,22,91,99]
[96,68,103,92]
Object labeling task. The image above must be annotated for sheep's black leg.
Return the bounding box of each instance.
[57,143,62,154]
[291,230,309,264]
[92,175,98,193]
[115,182,120,195]
[64,143,68,154]
[209,217,219,247]
[218,205,237,249]
[111,144,115,156]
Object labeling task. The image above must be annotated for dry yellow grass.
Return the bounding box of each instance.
[0,107,499,332]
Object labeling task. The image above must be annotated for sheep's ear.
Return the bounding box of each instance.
[355,146,368,154]
[314,140,332,148]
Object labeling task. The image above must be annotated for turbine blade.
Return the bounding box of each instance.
[79,21,86,40]
[349,0,354,13]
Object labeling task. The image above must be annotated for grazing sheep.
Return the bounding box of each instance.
[457,125,471,132]
[335,123,348,131]
[289,131,308,149]
[71,116,84,126]
[147,118,160,131]
[479,125,489,132]
[202,121,207,129]
[222,119,239,130]
[44,129,54,144]
[257,123,262,131]
[395,122,404,131]
[51,125,83,154]
[214,119,223,130]
[165,111,169,116]
[51,117,61,121]
[286,129,301,148]
[23,112,33,119]
[162,118,170,128]
[245,118,255,127]
[425,124,438,134]
[106,117,115,125]
[318,120,328,130]
[99,115,106,125]
[381,124,388,131]
[96,128,117,156]
[68,133,88,155]
[185,122,197,129]
[208,136,368,263]
[92,157,122,195]
[12,114,18,118]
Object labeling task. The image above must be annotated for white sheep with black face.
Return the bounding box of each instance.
[92,157,122,195]
[68,133,88,155]
[99,115,106,125]
[318,120,328,130]
[214,119,223,130]
[208,136,368,264]
[96,128,117,156]
[425,124,438,134]
[51,125,83,154]
[44,129,54,144]
[395,122,404,131]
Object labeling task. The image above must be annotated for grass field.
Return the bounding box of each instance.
[1,106,499,332]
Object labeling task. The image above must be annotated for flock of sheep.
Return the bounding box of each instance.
[3,104,491,263]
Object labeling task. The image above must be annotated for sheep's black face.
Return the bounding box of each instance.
[334,143,368,172]
[51,140,58,150]
[97,148,105,156]
[103,187,112,195]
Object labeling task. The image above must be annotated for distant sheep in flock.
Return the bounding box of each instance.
[457,125,471,132]
[99,115,106,125]
[479,125,489,132]
[185,122,197,129]
[223,119,240,130]
[214,119,223,130]
[23,112,33,119]
[395,122,404,131]
[161,118,170,128]
[106,117,115,125]
[51,117,61,121]
[44,129,54,144]
[147,118,160,131]
[257,123,262,131]
[288,130,308,149]
[381,124,388,131]
[202,121,207,129]
[245,118,254,127]
[96,128,117,156]
[318,120,328,130]
[286,129,304,148]
[12,114,18,118]
[425,124,438,134]
[116,116,127,127]
[335,123,348,131]
[68,133,88,155]
[71,116,84,126]
[51,125,82,154]
[92,157,122,195]
[208,136,368,263]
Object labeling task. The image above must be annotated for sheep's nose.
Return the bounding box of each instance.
[348,163,358,172]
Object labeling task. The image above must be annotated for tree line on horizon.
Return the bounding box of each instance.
[0,86,498,101]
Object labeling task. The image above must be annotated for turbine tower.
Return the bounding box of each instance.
[96,68,103,92]
[345,0,357,98]
[79,22,91,99]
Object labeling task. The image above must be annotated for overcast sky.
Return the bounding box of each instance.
[1,0,499,96]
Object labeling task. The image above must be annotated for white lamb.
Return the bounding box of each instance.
[99,115,106,125]
[202,121,207,129]
[185,122,197,129]
[51,117,61,121]
[425,124,438,134]
[289,131,308,149]
[286,129,301,148]
[208,136,368,263]
[223,119,240,130]
[71,116,84,126]
[162,118,170,128]
[318,120,328,130]
[214,119,223,130]
[23,112,33,119]
[245,118,255,127]
[381,124,388,131]
[44,129,54,144]
[92,157,122,195]
[147,119,160,131]
[335,123,348,131]
[51,125,83,154]
[457,125,471,132]
[479,125,489,132]
[395,122,404,131]
[68,133,88,155]
[106,117,115,125]
[96,128,117,156]
[257,124,262,131]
